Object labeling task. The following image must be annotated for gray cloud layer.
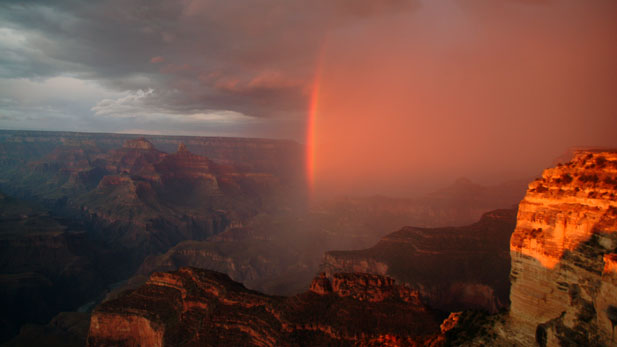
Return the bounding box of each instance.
[0,0,416,138]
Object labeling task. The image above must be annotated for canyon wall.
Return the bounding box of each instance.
[0,132,305,256]
[321,209,517,313]
[0,130,305,343]
[0,130,304,180]
[86,267,445,346]
[507,150,617,346]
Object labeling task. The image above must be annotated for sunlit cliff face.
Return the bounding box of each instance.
[511,151,617,269]
[505,151,617,345]
[307,1,617,198]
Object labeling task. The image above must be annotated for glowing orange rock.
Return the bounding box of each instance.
[507,150,617,345]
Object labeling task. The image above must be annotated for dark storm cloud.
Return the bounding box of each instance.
[2,0,616,196]
[0,0,417,119]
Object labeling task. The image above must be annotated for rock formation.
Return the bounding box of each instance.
[0,129,305,184]
[0,130,305,343]
[321,209,517,313]
[505,150,617,346]
[1,132,303,257]
[87,267,445,346]
[0,129,532,345]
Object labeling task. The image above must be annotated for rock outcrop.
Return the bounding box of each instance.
[87,267,445,346]
[504,150,617,345]
[312,272,423,303]
[321,209,517,313]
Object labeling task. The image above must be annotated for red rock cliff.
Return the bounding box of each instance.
[507,150,617,346]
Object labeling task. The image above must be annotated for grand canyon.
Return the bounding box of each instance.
[85,149,617,346]
[0,130,525,344]
[1,129,616,346]
[1,1,616,346]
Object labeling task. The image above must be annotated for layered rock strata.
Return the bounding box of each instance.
[0,131,305,343]
[507,150,617,346]
[87,267,445,346]
[321,209,517,313]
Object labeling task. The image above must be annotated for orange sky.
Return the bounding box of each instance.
[308,1,617,198]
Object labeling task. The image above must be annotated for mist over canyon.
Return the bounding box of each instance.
[0,131,615,347]
[82,147,617,347]
[0,129,532,345]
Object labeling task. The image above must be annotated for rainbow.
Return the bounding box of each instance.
[306,48,325,194]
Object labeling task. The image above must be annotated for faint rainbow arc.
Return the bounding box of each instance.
[306,47,325,194]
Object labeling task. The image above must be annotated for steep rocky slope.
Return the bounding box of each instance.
[453,150,617,346]
[321,209,517,313]
[505,150,617,346]
[87,267,445,346]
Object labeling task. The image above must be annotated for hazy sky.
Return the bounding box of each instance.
[1,0,616,195]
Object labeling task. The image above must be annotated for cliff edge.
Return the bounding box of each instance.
[505,150,617,346]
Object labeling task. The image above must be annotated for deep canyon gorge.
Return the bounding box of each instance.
[1,130,616,346]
